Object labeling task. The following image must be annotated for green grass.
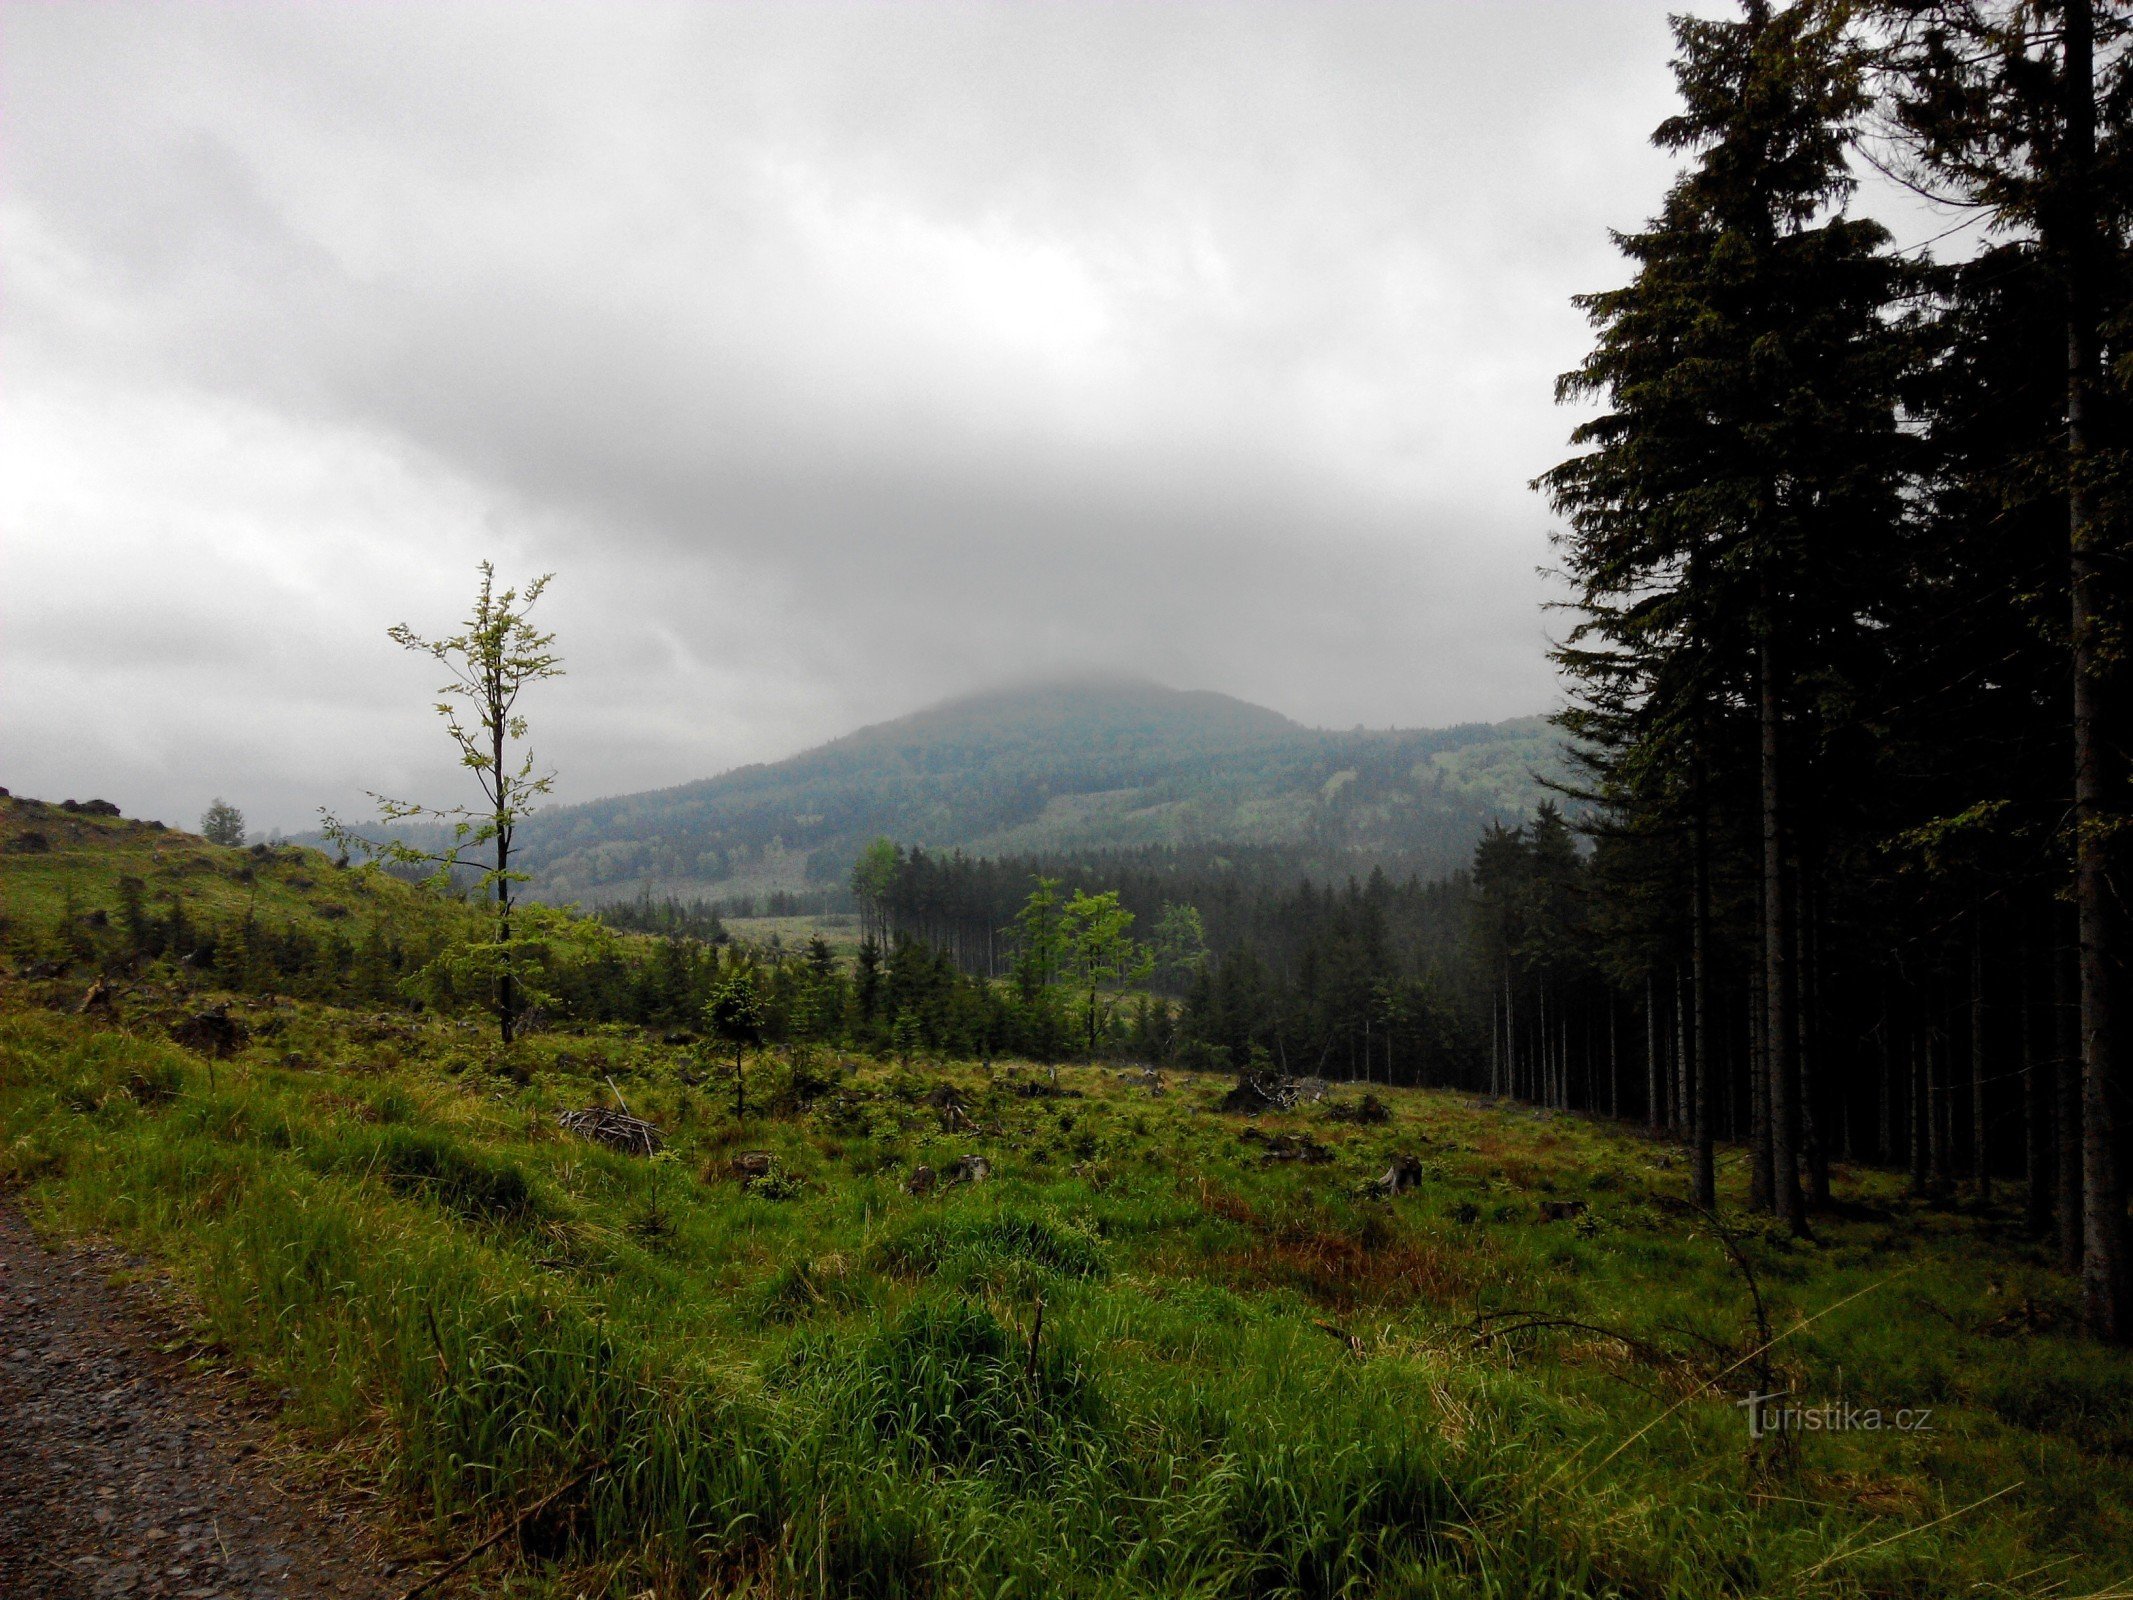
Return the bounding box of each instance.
[1,984,2129,1598]
[721,914,867,958]
[0,795,478,943]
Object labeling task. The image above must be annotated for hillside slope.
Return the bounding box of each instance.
[511,680,1566,903]
[0,792,477,953]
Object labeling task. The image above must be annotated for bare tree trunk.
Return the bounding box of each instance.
[1693,853,1714,1205]
[2065,0,2127,1343]
[1909,1029,1929,1198]
[1761,602,1804,1231]
[2026,929,2054,1237]
[492,671,516,1047]
[1505,963,1518,1100]
[1799,875,1829,1208]
[1647,975,1662,1132]
[1930,1021,1952,1196]
[1750,951,1773,1211]
[1877,1006,1893,1167]
[2059,922,2085,1273]
[1544,977,1561,1117]
[1609,992,1621,1119]
[1491,991,1502,1096]
[1674,969,1689,1137]
[1972,917,1991,1203]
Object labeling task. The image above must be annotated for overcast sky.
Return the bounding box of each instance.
[3,1,1721,833]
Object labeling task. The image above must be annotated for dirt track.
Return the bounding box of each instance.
[0,1207,401,1599]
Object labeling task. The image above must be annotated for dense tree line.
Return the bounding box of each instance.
[1518,0,2131,1339]
[848,840,1487,1084]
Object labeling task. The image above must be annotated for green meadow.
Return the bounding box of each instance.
[4,1012,2131,1596]
[1,799,2128,1596]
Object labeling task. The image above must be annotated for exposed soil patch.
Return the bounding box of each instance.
[0,1206,401,1599]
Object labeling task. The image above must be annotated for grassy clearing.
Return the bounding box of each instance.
[0,799,474,941]
[1,981,2129,1598]
[720,915,867,958]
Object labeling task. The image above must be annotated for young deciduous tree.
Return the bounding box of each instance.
[199,798,247,847]
[851,838,901,942]
[706,968,767,1119]
[323,562,562,1044]
[1152,901,1210,989]
[1060,889,1155,1057]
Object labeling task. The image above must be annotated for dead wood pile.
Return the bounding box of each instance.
[1365,1154,1426,1197]
[1240,1127,1334,1165]
[1219,1072,1330,1113]
[904,1153,991,1195]
[556,1107,665,1156]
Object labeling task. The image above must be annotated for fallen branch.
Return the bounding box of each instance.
[1313,1320,1366,1358]
[393,1462,600,1600]
[1465,1311,1676,1367]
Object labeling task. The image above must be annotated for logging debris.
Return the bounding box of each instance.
[556,1107,665,1156]
[1366,1154,1426,1197]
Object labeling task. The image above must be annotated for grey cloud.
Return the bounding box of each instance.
[3,1,1693,832]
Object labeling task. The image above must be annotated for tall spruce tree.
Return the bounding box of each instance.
[1872,0,2133,1346]
[1541,0,1909,1227]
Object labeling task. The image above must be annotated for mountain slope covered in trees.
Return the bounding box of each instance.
[514,680,1563,904]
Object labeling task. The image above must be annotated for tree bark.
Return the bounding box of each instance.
[1761,594,1805,1232]
[2025,930,2054,1237]
[1799,875,1829,1208]
[1876,1004,1894,1167]
[1506,963,1519,1101]
[1671,968,1687,1140]
[1909,1029,1929,1198]
[1972,916,1991,1203]
[2059,921,2086,1273]
[1491,990,1502,1096]
[1647,975,1663,1132]
[2063,0,2127,1343]
[1538,977,1550,1108]
[491,663,516,1047]
[1930,1020,1953,1196]
[1751,950,1774,1211]
[1609,992,1621,1119]
[1693,832,1715,1205]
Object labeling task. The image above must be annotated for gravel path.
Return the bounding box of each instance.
[0,1207,402,1599]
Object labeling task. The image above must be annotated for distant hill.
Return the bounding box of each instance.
[510,679,1566,905]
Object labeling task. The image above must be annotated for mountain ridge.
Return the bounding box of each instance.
[510,678,1564,905]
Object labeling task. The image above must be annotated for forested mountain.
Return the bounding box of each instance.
[511,680,1563,903]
